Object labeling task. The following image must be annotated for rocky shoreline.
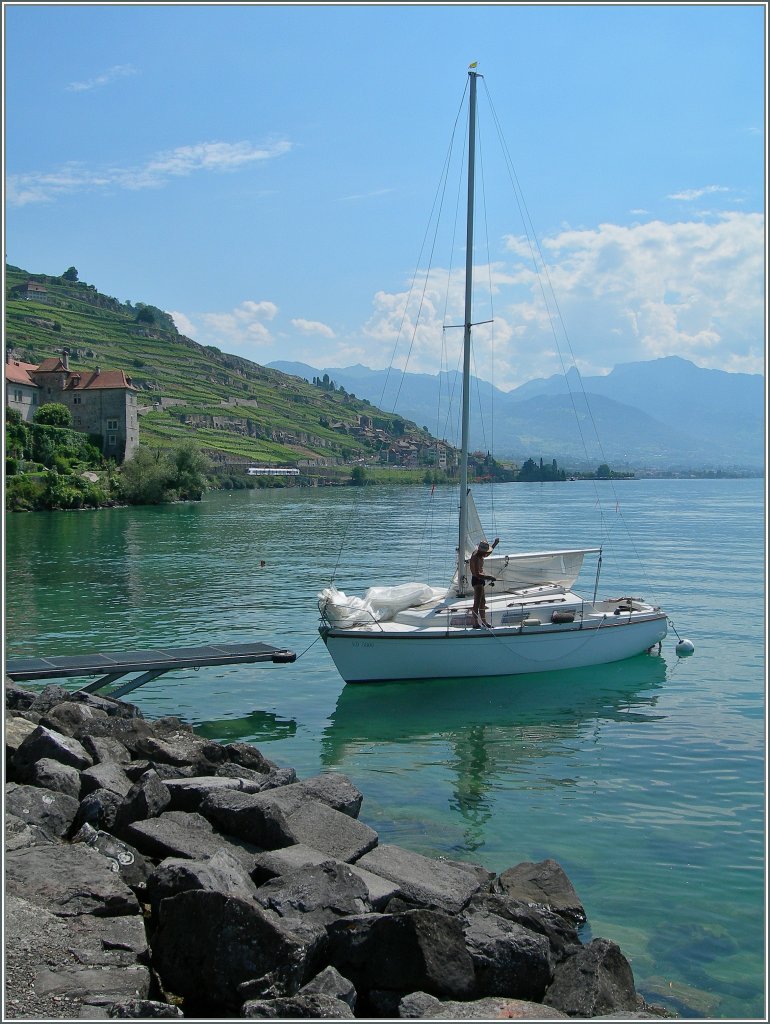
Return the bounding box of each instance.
[5,680,672,1020]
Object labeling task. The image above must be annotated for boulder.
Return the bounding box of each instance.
[71,823,153,890]
[5,680,37,711]
[493,859,586,924]
[81,761,134,798]
[122,810,262,869]
[463,893,580,961]
[326,908,475,999]
[80,735,132,765]
[27,756,82,800]
[40,700,109,737]
[5,713,38,758]
[128,718,227,772]
[115,769,171,828]
[164,774,264,812]
[241,993,355,1018]
[299,965,357,1010]
[296,774,364,817]
[254,861,371,927]
[5,781,80,839]
[200,787,378,861]
[5,810,58,850]
[33,966,151,1006]
[398,991,443,1018]
[461,901,554,1000]
[252,845,400,910]
[425,996,571,1019]
[74,789,125,833]
[13,724,93,777]
[145,849,258,914]
[544,938,639,1017]
[106,1000,184,1018]
[151,890,312,1013]
[355,844,482,913]
[5,844,141,918]
[225,740,275,773]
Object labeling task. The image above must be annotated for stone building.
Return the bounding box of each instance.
[5,350,139,461]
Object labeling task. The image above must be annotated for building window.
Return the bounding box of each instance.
[75,417,82,426]
[13,389,23,402]
[73,395,82,405]
[107,418,118,430]
[32,394,37,405]
[107,434,117,447]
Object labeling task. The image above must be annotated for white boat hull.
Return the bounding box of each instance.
[322,613,668,683]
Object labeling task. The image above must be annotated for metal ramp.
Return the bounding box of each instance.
[5,641,297,700]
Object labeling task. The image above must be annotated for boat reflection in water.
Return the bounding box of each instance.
[321,653,668,853]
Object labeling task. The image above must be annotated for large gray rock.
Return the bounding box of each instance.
[252,845,400,910]
[5,844,141,917]
[326,909,475,999]
[34,966,151,1006]
[40,700,109,737]
[106,999,184,1018]
[151,890,312,1013]
[74,788,125,833]
[5,810,58,850]
[355,844,482,913]
[81,761,134,798]
[295,774,364,817]
[254,861,371,927]
[57,912,149,968]
[81,734,132,765]
[544,938,639,1017]
[145,849,258,914]
[164,774,264,812]
[463,893,580,961]
[200,788,378,861]
[425,996,570,1019]
[5,781,80,838]
[5,714,38,757]
[13,724,93,776]
[27,756,82,800]
[123,810,262,869]
[461,902,554,1000]
[241,993,355,1018]
[224,740,274,773]
[127,717,227,772]
[72,823,153,890]
[299,966,357,1010]
[115,769,171,828]
[493,859,586,924]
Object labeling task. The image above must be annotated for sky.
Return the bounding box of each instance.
[3,2,766,391]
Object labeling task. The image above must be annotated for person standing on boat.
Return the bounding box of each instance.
[470,538,499,628]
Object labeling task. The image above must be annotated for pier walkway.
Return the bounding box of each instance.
[5,641,297,700]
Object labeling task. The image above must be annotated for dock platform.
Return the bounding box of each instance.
[5,641,297,699]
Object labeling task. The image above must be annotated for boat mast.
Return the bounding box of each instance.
[457,68,478,595]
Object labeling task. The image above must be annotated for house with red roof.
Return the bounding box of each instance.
[5,349,139,461]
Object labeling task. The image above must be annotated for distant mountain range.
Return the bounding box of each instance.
[268,356,765,470]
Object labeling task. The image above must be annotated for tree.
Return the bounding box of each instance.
[119,447,172,505]
[351,465,367,486]
[597,464,611,479]
[33,403,72,428]
[62,266,78,282]
[135,307,155,324]
[167,441,210,500]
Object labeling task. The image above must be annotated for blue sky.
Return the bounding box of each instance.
[4,2,765,390]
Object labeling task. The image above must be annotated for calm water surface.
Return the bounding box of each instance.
[5,479,765,1019]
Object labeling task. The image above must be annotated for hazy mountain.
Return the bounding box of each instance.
[269,357,764,470]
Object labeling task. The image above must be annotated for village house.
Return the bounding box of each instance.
[5,349,139,461]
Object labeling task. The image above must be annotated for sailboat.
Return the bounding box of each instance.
[318,69,670,684]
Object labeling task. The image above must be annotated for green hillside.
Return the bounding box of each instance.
[5,265,440,478]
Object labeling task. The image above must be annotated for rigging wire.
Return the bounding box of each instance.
[481,78,659,599]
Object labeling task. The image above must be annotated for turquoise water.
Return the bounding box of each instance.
[4,479,765,1018]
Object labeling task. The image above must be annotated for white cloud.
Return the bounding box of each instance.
[291,318,336,338]
[172,301,280,351]
[66,64,137,92]
[360,213,764,388]
[6,140,291,205]
[667,185,730,201]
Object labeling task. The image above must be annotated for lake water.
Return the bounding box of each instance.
[5,478,765,1019]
